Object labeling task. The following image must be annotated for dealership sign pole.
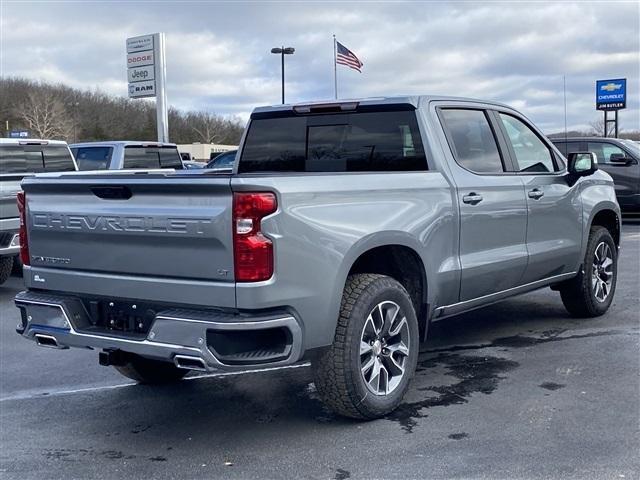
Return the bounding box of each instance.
[596,78,626,138]
[126,33,169,142]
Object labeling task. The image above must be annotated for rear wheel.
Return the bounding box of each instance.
[560,226,617,317]
[0,256,13,285]
[114,354,188,384]
[312,274,419,419]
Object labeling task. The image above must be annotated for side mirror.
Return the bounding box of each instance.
[568,152,598,177]
[609,153,634,165]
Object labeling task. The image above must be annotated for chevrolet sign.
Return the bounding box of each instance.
[596,78,627,111]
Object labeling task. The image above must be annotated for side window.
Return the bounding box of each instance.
[565,142,584,156]
[553,141,568,156]
[42,146,75,172]
[587,142,626,164]
[499,114,556,173]
[440,109,504,173]
[123,147,161,169]
[159,148,183,169]
[75,147,112,170]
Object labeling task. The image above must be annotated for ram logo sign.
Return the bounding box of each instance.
[596,78,627,111]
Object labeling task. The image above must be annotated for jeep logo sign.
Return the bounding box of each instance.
[128,65,155,83]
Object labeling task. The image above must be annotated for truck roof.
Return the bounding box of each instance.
[251,95,514,116]
[69,141,178,148]
[550,137,632,143]
[0,138,69,145]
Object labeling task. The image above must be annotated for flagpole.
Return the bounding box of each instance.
[333,34,338,99]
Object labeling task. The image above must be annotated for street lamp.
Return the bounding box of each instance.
[271,46,295,104]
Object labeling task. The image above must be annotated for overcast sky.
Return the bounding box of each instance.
[1,1,638,133]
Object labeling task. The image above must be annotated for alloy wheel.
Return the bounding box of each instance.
[592,241,614,303]
[359,300,411,396]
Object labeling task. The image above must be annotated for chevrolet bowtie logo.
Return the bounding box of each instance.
[601,83,622,92]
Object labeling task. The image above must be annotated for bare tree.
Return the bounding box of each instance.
[189,112,224,143]
[16,90,72,140]
[2,77,245,144]
[589,116,624,137]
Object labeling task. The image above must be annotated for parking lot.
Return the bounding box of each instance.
[0,222,638,479]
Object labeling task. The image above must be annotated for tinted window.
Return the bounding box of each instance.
[587,142,627,164]
[499,114,556,173]
[42,145,75,172]
[1,146,28,173]
[123,147,161,169]
[74,146,113,170]
[159,147,183,168]
[440,109,504,173]
[123,146,183,169]
[0,146,43,173]
[239,110,426,173]
[551,141,584,159]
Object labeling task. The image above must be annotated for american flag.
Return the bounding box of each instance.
[336,41,363,73]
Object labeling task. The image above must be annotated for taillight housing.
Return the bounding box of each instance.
[233,192,277,282]
[16,191,29,266]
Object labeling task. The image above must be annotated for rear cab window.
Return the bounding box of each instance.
[42,145,75,172]
[123,146,183,169]
[1,143,74,174]
[239,108,427,173]
[73,146,113,170]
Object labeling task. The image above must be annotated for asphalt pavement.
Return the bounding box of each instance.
[1,222,638,480]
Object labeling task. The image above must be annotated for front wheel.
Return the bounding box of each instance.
[114,354,188,384]
[312,274,419,419]
[560,226,618,317]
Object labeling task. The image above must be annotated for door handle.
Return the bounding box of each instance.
[462,193,483,205]
[528,188,544,200]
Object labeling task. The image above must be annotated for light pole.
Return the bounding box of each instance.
[270,46,295,104]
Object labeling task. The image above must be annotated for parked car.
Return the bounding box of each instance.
[15,96,620,419]
[182,161,204,169]
[552,137,639,213]
[206,149,237,170]
[70,141,183,170]
[0,138,76,284]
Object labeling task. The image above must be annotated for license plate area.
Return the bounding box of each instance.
[85,300,158,336]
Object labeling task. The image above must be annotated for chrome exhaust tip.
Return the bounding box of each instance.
[34,334,62,349]
[173,355,207,372]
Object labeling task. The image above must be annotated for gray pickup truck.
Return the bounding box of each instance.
[15,96,621,419]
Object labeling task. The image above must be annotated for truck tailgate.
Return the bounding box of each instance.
[22,174,234,283]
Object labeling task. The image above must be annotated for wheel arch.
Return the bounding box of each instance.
[588,205,621,248]
[334,233,430,341]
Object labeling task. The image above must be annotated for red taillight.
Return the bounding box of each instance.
[16,191,30,266]
[233,192,277,282]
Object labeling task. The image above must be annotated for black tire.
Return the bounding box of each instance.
[0,256,14,285]
[114,354,188,384]
[312,274,419,419]
[12,256,23,276]
[560,226,617,317]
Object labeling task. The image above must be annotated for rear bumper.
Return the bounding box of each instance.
[14,290,304,372]
[0,224,20,255]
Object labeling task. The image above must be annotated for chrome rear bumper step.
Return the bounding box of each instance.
[15,290,303,372]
